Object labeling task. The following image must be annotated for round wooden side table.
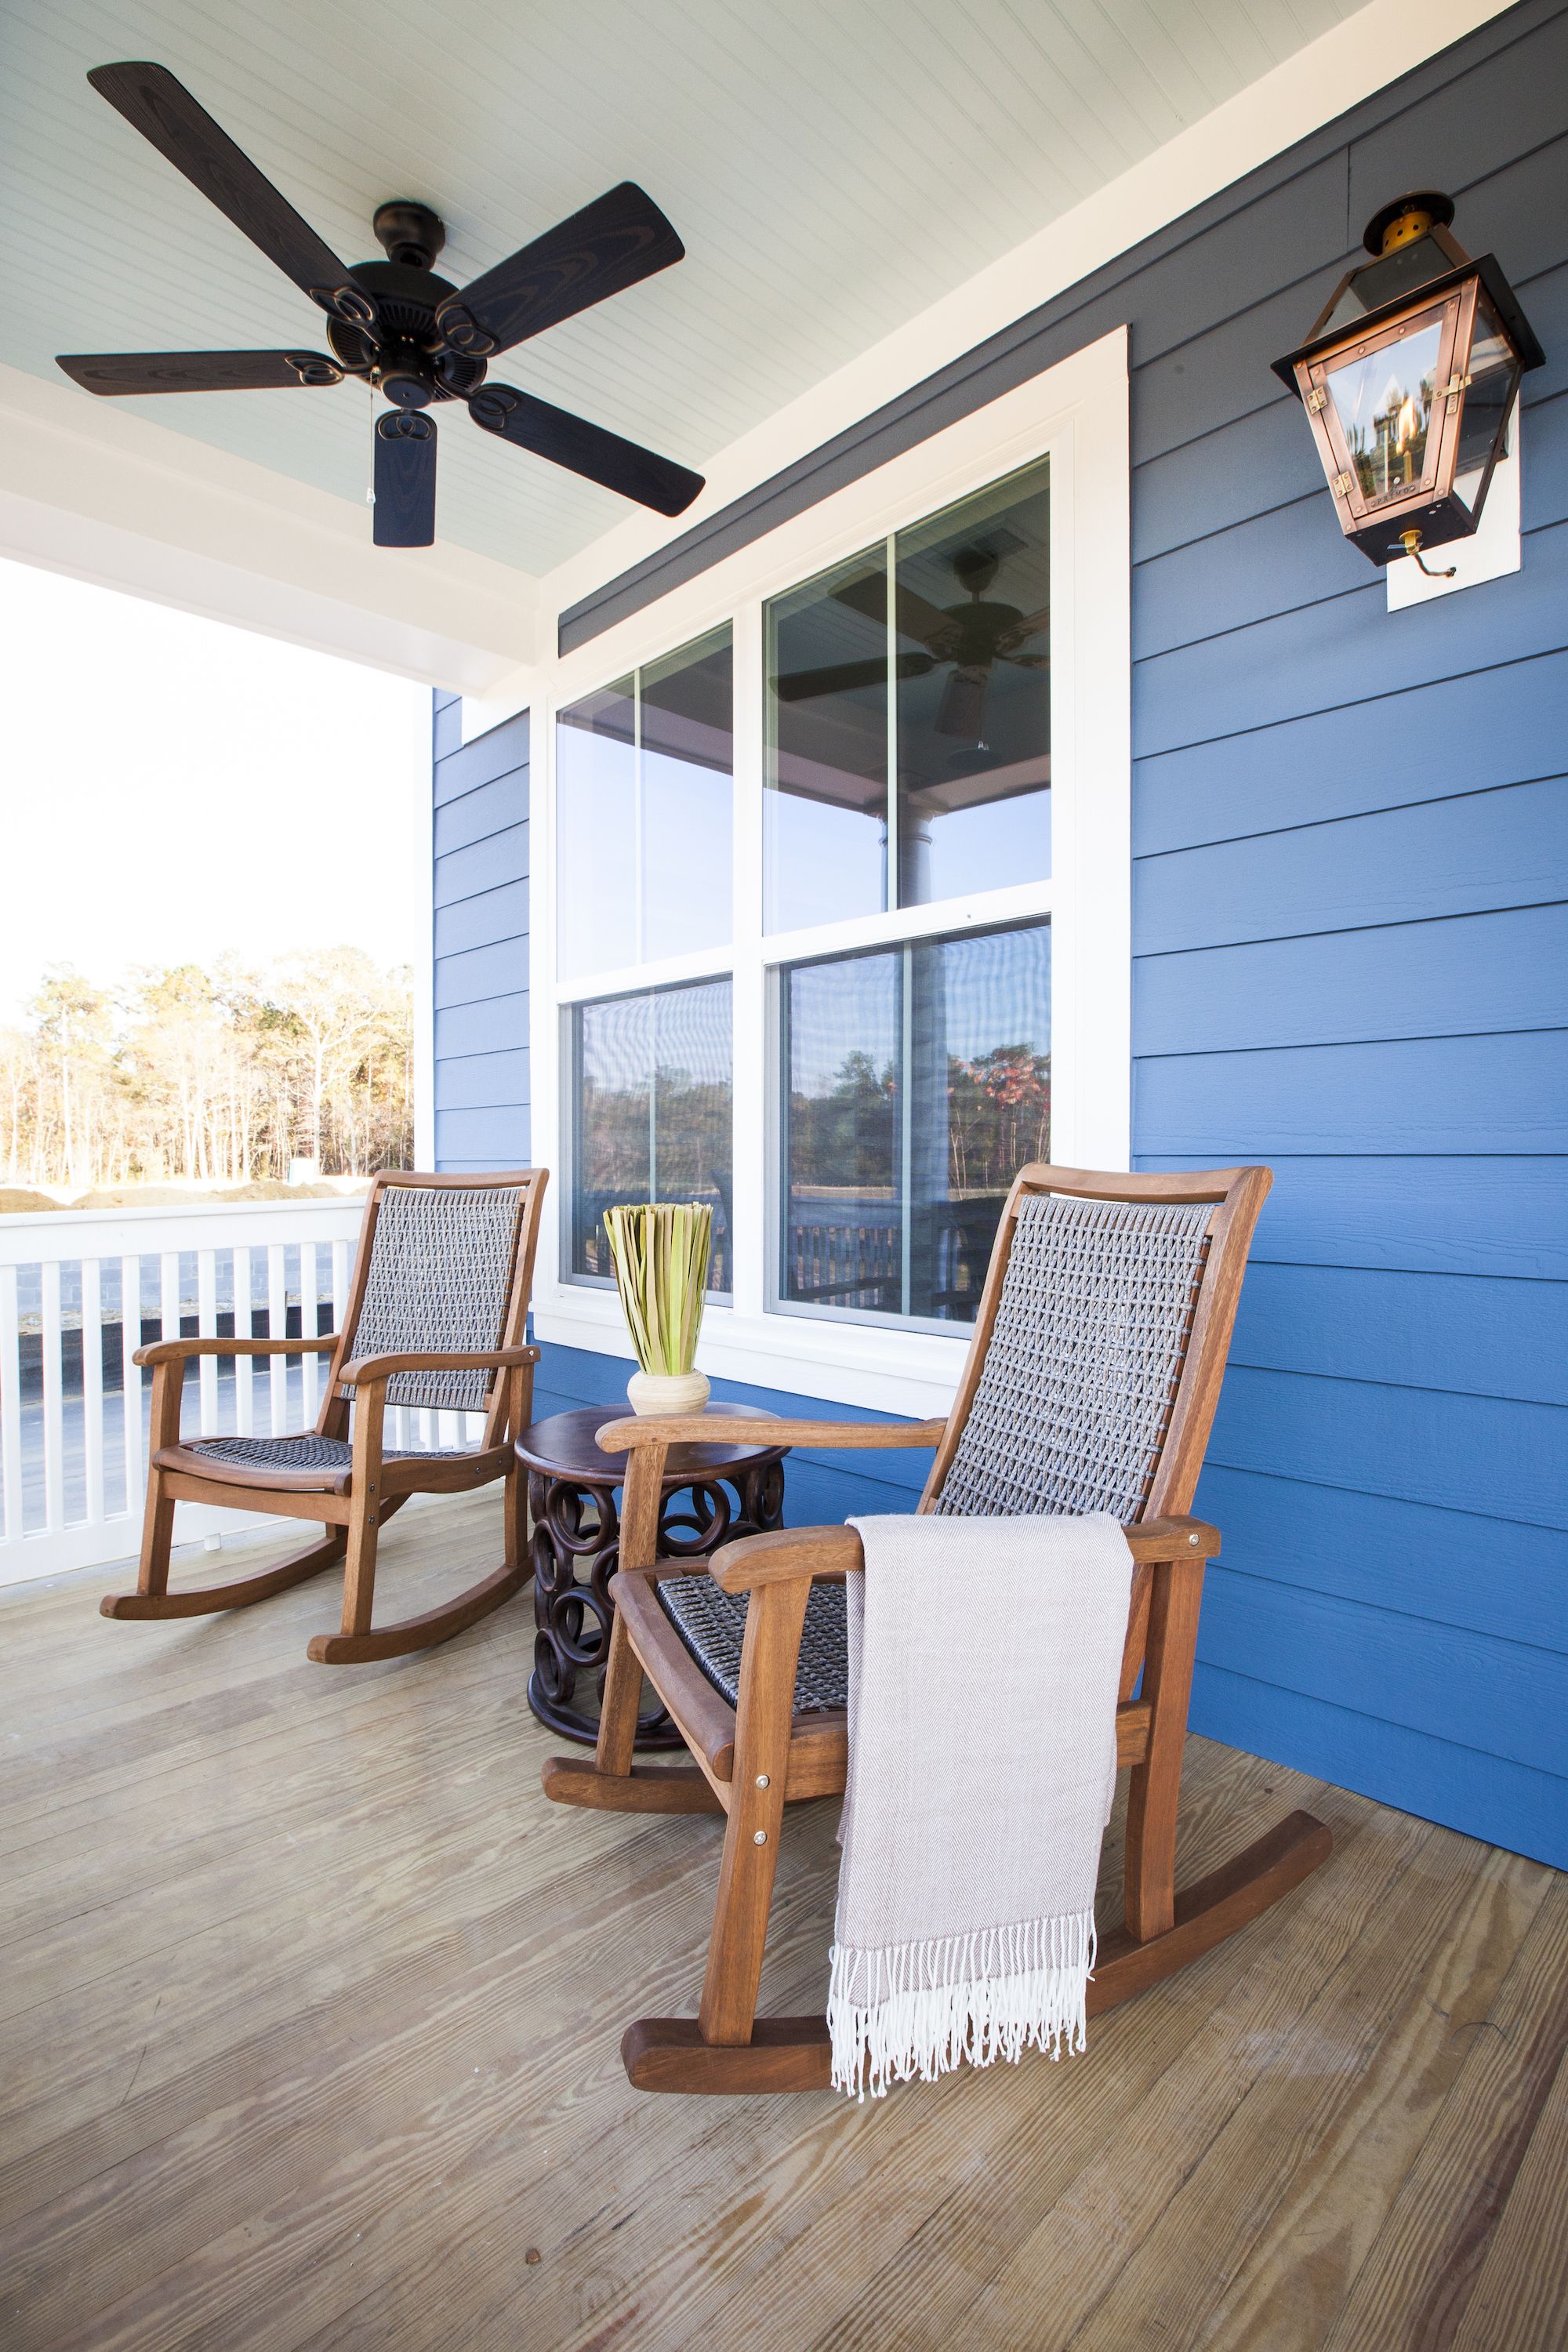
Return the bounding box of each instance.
[517,1403,789,1748]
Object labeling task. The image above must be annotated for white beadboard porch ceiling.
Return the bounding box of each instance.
[4,0,1360,579]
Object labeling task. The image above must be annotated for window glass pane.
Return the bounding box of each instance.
[557,629,732,978]
[1327,319,1443,503]
[556,677,634,982]
[764,547,888,932]
[572,978,732,1294]
[779,947,901,1314]
[895,461,1050,903]
[641,628,733,961]
[781,920,1049,1323]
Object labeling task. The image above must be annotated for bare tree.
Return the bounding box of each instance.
[1,952,414,1190]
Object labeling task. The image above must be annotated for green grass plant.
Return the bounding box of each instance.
[603,1201,714,1376]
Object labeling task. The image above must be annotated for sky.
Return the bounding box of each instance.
[0,558,430,1023]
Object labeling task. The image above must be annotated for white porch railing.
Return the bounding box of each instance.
[0,1196,483,1586]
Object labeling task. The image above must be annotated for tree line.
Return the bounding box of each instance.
[788,1043,1051,1196]
[0,949,413,1192]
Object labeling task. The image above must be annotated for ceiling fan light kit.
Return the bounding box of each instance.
[56,61,706,549]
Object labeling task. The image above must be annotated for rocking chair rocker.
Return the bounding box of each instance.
[543,1163,1332,2094]
[103,1168,547,1664]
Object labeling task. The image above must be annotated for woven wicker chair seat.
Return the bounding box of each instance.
[658,1574,850,1713]
[183,1434,473,1479]
[657,1190,1213,1716]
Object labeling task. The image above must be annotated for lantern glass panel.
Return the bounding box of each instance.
[1319,235,1453,334]
[1326,320,1443,506]
[1453,293,1522,515]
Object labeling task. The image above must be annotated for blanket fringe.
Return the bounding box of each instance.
[828,1909,1097,2100]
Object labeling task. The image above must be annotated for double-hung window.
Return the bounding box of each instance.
[538,329,1130,1410]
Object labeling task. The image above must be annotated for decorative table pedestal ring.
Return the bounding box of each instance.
[518,1404,789,1748]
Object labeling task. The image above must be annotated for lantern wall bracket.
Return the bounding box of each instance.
[1390,528,1457,580]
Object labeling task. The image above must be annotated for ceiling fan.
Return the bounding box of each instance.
[773,550,1047,743]
[55,61,706,548]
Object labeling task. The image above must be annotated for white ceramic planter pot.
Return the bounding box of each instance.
[626,1367,710,1418]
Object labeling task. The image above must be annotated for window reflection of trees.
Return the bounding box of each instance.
[572,980,733,1293]
[782,923,1050,1323]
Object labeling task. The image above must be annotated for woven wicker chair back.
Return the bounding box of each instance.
[348,1183,524,1412]
[933,1191,1212,1523]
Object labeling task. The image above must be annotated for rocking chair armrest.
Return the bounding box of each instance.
[709,1513,1222,1595]
[134,1334,338,1367]
[710,1525,862,1593]
[1130,1515,1221,1562]
[596,1414,948,1456]
[337,1344,540,1388]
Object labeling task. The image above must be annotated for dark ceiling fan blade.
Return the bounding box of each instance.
[86,64,367,318]
[993,604,1050,655]
[829,572,957,653]
[373,411,437,548]
[466,384,702,516]
[56,350,344,395]
[436,183,684,357]
[774,652,936,702]
[935,665,992,742]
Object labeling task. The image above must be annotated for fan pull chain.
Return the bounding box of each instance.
[366,387,377,507]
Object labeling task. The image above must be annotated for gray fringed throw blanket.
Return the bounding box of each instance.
[829,1512,1134,2100]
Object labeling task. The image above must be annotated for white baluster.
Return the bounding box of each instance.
[122,1254,143,1513]
[82,1257,104,1524]
[300,1241,320,1422]
[198,1247,219,1433]
[161,1252,183,1439]
[267,1243,288,1436]
[332,1238,350,1333]
[233,1245,253,1436]
[0,1265,21,1541]
[42,1261,64,1533]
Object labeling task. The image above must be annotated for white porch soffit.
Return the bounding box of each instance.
[0,0,1512,689]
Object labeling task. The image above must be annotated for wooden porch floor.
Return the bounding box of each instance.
[2,1493,1565,2352]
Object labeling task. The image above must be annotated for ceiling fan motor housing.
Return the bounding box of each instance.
[372,199,445,270]
[326,255,488,405]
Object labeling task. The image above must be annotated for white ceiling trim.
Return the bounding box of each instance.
[0,361,537,691]
[539,0,1515,622]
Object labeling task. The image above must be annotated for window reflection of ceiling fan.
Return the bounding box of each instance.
[54,61,705,547]
[773,550,1048,742]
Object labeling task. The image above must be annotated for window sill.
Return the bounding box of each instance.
[532,1285,970,1417]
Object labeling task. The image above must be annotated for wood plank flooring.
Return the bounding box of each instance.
[1,1494,1564,2352]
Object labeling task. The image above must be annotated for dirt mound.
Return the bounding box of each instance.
[63,1180,372,1210]
[0,1188,62,1214]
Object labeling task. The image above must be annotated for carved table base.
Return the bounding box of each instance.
[517,1406,788,1748]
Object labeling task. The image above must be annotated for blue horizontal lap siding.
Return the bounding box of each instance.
[1133,647,1568,855]
[430,704,530,1175]
[1125,0,1568,1864]
[441,3,1568,1862]
[1137,905,1568,1053]
[1196,1467,1566,1653]
[1232,1262,1568,1406]
[1162,1156,1568,1282]
[1136,781,1568,951]
[434,992,528,1062]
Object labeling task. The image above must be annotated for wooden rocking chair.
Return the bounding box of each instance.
[102,1169,547,1664]
[543,1163,1333,2093]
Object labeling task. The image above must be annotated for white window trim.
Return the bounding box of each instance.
[529,325,1130,1417]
